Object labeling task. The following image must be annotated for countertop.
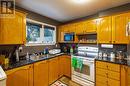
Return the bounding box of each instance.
[3,53,71,71]
[95,57,130,66]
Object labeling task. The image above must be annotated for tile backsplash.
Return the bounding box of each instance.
[0,44,60,57]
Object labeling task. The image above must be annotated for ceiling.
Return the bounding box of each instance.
[16,0,130,22]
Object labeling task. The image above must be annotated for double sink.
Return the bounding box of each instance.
[29,53,63,61]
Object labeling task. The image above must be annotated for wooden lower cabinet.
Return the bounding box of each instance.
[48,57,59,85]
[96,61,121,86]
[121,65,130,86]
[34,60,49,86]
[5,64,33,86]
[59,55,71,78]
[5,55,71,86]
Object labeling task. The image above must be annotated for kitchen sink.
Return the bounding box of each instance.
[29,53,63,61]
[29,54,48,61]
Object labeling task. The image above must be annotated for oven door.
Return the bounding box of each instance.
[72,58,95,82]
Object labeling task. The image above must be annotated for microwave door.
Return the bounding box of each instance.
[64,33,74,41]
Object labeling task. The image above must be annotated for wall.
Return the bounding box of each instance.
[16,6,61,26]
[63,3,130,24]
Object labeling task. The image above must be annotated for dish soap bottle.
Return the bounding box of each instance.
[70,46,73,55]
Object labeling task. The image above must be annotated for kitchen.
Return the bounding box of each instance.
[0,0,130,86]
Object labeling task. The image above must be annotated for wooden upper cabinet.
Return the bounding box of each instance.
[58,26,64,42]
[0,11,26,44]
[75,22,85,34]
[112,12,130,44]
[67,23,76,33]
[6,64,33,86]
[86,19,97,33]
[48,57,59,85]
[34,60,49,86]
[97,16,112,43]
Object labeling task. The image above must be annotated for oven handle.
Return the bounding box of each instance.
[83,59,94,63]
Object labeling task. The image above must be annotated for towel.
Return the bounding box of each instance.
[72,57,83,71]
[72,57,77,69]
[77,58,83,71]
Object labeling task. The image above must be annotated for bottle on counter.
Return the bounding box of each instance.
[26,52,30,61]
[70,46,73,54]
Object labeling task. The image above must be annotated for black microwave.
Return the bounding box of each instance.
[64,33,75,41]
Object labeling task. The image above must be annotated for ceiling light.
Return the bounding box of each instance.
[72,0,90,4]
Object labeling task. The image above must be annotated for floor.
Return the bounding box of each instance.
[51,76,81,86]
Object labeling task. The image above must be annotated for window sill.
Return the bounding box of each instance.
[25,43,56,46]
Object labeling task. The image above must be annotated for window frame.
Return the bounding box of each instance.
[26,18,56,46]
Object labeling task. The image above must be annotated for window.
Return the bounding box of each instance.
[43,25,56,44]
[26,19,56,46]
[26,22,42,43]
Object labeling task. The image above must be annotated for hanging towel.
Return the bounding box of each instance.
[77,58,83,71]
[72,57,77,69]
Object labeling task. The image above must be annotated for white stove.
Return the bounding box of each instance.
[71,46,98,86]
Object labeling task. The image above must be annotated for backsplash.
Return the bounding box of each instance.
[60,43,98,53]
[18,44,60,56]
[99,44,127,52]
[0,44,60,57]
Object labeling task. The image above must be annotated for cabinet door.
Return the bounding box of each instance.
[64,56,71,78]
[48,57,59,84]
[68,23,76,32]
[86,19,97,33]
[127,66,130,86]
[34,60,49,86]
[97,16,112,43]
[58,26,64,42]
[59,55,71,78]
[6,65,33,86]
[112,13,130,44]
[0,11,26,44]
[75,22,85,34]
[59,56,65,77]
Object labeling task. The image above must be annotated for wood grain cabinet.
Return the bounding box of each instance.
[48,57,59,85]
[75,21,86,34]
[97,12,130,44]
[121,65,130,86]
[5,64,33,86]
[58,24,76,42]
[112,12,130,44]
[86,19,97,33]
[0,10,26,44]
[96,61,121,86]
[34,60,49,86]
[59,55,71,78]
[97,16,112,43]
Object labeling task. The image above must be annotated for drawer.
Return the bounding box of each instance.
[96,68,107,77]
[96,82,107,86]
[107,70,120,81]
[96,75,107,84]
[108,78,120,86]
[96,61,107,69]
[107,63,120,72]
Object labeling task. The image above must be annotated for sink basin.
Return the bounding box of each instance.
[30,55,48,61]
[29,53,63,61]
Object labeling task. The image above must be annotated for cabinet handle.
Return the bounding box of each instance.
[109,41,111,43]
[113,41,115,43]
